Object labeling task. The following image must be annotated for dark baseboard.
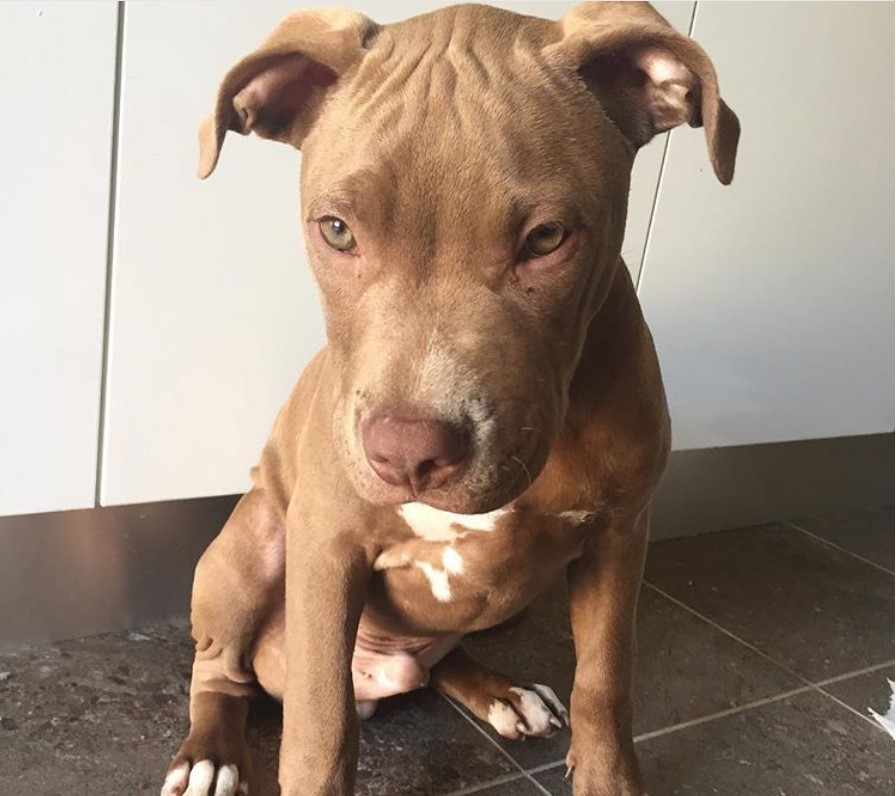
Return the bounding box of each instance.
[0,433,891,642]
[0,495,238,644]
[651,432,893,540]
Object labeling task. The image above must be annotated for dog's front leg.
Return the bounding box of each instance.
[565,508,650,796]
[278,510,370,796]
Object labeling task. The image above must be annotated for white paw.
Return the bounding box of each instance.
[161,760,247,796]
[486,684,570,739]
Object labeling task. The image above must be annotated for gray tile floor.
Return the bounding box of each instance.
[0,506,893,796]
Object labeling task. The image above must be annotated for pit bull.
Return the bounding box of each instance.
[161,3,739,795]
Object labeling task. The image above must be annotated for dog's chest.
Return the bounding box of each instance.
[369,502,594,632]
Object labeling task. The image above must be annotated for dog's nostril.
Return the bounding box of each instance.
[362,413,469,493]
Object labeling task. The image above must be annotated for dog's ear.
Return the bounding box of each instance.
[198,8,379,179]
[548,2,740,184]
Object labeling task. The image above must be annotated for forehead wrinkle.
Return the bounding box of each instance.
[306,8,607,263]
[306,166,402,237]
[345,7,559,150]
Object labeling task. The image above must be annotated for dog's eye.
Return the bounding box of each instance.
[319,216,356,252]
[523,222,567,257]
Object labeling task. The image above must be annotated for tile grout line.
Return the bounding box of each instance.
[813,660,895,688]
[785,521,894,576]
[441,581,894,794]
[439,658,896,792]
[438,692,554,795]
[441,770,532,796]
[440,631,895,792]
[525,760,568,776]
[641,581,810,680]
[643,580,894,734]
[632,685,816,743]
[520,659,896,773]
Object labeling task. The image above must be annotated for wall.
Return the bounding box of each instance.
[1,1,893,518]
[639,1,895,450]
[0,3,117,515]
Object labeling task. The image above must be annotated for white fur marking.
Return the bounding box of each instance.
[531,683,571,727]
[399,502,510,540]
[213,765,239,796]
[183,760,215,796]
[161,762,190,796]
[414,545,466,601]
[557,510,596,526]
[509,686,557,736]
[442,546,464,575]
[487,699,522,738]
[485,685,570,739]
[415,561,452,602]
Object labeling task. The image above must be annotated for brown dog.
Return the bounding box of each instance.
[161,3,739,795]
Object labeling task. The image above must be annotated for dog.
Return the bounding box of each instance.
[161,3,739,795]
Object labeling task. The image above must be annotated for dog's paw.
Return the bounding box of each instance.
[486,683,570,740]
[161,759,247,796]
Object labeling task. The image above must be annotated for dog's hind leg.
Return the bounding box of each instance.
[430,646,570,741]
[162,488,284,796]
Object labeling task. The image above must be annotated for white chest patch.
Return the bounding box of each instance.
[398,502,511,541]
[556,510,598,526]
[415,546,465,602]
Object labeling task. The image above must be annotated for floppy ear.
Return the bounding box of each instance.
[548,2,740,184]
[198,8,379,179]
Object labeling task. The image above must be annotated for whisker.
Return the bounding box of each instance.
[510,455,533,488]
[520,425,549,443]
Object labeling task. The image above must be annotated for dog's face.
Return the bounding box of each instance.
[199,3,738,513]
[300,10,634,513]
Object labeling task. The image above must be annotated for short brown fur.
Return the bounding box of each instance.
[164,4,738,796]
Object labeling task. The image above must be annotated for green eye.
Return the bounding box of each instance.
[524,222,567,257]
[319,216,356,251]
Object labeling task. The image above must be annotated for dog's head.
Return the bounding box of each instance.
[200,2,738,513]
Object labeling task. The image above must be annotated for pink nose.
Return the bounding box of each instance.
[362,413,469,493]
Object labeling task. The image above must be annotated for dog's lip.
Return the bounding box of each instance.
[362,482,505,515]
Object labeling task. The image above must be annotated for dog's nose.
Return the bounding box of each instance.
[362,413,469,493]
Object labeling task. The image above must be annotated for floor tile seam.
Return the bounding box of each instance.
[643,581,895,735]
[525,760,567,776]
[515,666,896,779]
[521,676,894,781]
[438,691,540,775]
[784,521,894,576]
[812,660,895,688]
[809,682,894,735]
[641,580,811,685]
[440,770,530,796]
[632,683,816,743]
[518,687,820,776]
[524,771,556,795]
[437,692,559,795]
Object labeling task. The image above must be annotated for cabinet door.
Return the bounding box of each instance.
[0,3,117,515]
[100,1,690,505]
[639,1,895,450]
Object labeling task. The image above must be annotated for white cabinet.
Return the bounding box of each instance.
[0,3,117,515]
[100,1,687,505]
[2,1,891,512]
[639,1,895,450]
